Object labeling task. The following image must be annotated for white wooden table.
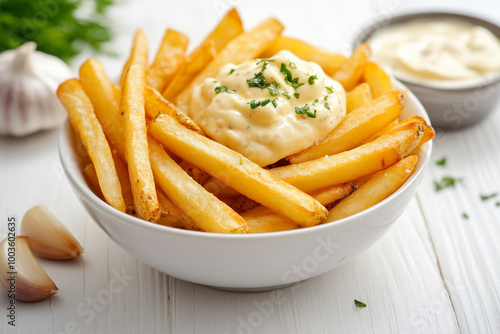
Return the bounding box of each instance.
[1,0,500,333]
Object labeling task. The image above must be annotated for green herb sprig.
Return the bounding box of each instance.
[0,0,114,63]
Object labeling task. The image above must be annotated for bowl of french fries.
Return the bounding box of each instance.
[58,10,434,290]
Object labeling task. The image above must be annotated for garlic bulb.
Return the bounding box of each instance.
[0,42,73,136]
[0,236,58,301]
[21,206,83,260]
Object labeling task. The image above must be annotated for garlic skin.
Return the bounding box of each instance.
[0,236,58,302]
[21,206,84,260]
[0,42,73,136]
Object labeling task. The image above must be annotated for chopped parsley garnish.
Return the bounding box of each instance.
[289,61,297,68]
[267,85,279,96]
[214,86,234,94]
[462,212,469,219]
[248,98,278,109]
[294,104,317,118]
[247,72,270,89]
[293,92,300,99]
[480,193,498,201]
[228,69,235,75]
[308,74,318,85]
[325,102,330,110]
[313,99,319,106]
[213,80,218,83]
[281,91,291,99]
[280,63,304,90]
[436,157,447,167]
[256,58,275,65]
[354,300,367,308]
[434,176,463,191]
[324,95,329,101]
[325,86,334,94]
[248,100,260,109]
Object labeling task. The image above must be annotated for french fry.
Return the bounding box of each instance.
[260,36,346,75]
[144,86,204,135]
[149,137,248,233]
[327,155,418,221]
[178,160,211,184]
[333,43,371,91]
[162,40,216,101]
[289,91,405,163]
[149,113,328,227]
[156,187,201,231]
[203,176,241,198]
[271,122,424,193]
[363,116,425,144]
[414,123,435,151]
[175,18,284,112]
[57,79,125,212]
[346,82,372,113]
[80,58,125,157]
[122,64,160,222]
[146,29,188,92]
[120,29,148,88]
[82,163,104,200]
[363,61,393,98]
[243,181,359,233]
[162,9,243,100]
[111,150,135,215]
[232,196,259,213]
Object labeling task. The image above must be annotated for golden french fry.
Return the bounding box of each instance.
[120,29,148,88]
[242,206,298,233]
[82,163,104,200]
[175,18,284,112]
[363,116,426,144]
[327,155,418,221]
[57,79,125,212]
[363,61,393,98]
[144,86,204,135]
[162,8,243,101]
[271,122,424,193]
[156,188,201,231]
[260,36,346,75]
[146,29,188,92]
[178,160,211,184]
[346,82,372,113]
[333,43,371,91]
[149,113,328,227]
[163,40,216,101]
[122,64,160,222]
[289,91,405,163]
[203,176,241,198]
[80,58,125,157]
[111,150,135,215]
[149,137,248,233]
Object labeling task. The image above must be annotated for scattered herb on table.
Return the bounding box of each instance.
[462,212,469,219]
[434,176,463,191]
[354,299,367,308]
[0,0,115,63]
[436,157,447,167]
[480,193,498,201]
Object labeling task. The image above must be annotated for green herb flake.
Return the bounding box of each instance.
[313,99,319,106]
[281,91,291,99]
[267,85,279,96]
[496,202,500,207]
[354,300,367,308]
[280,63,304,90]
[260,99,272,107]
[463,212,469,219]
[256,58,275,65]
[308,74,318,85]
[325,102,330,110]
[271,99,278,108]
[239,157,244,165]
[215,86,228,94]
[247,72,270,89]
[325,86,334,94]
[480,193,498,201]
[228,69,235,75]
[289,61,297,68]
[324,95,329,101]
[434,176,463,191]
[436,157,447,167]
[293,92,300,99]
[294,104,317,118]
[248,100,260,109]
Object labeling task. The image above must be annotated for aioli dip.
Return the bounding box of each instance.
[367,18,500,87]
[189,50,346,166]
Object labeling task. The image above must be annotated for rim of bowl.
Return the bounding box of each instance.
[58,85,432,242]
[353,9,500,92]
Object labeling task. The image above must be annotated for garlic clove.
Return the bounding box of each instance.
[0,236,58,302]
[0,42,73,137]
[21,206,83,260]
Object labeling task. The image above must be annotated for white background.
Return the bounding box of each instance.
[1,0,500,333]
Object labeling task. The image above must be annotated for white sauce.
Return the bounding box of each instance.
[367,18,500,87]
[188,50,346,166]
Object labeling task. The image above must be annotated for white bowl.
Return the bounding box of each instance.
[58,82,432,290]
